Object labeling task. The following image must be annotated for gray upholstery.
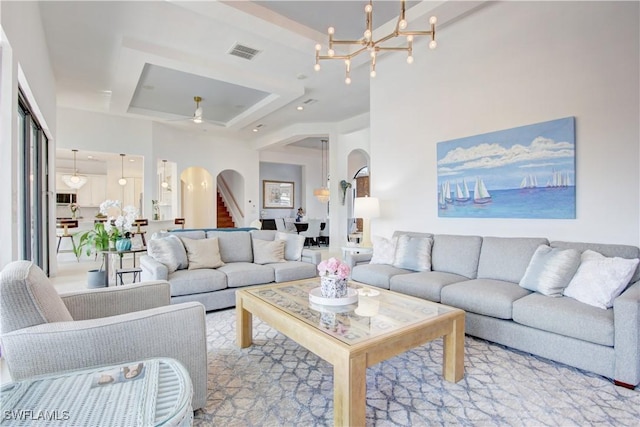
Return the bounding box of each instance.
[349,231,640,387]
[206,231,253,263]
[477,236,549,283]
[217,262,274,288]
[351,264,412,289]
[0,261,208,410]
[390,271,467,302]
[431,234,483,279]
[513,293,614,346]
[167,268,227,297]
[250,229,276,241]
[440,278,531,320]
[270,261,318,283]
[0,261,73,334]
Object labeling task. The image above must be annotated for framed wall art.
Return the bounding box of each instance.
[263,180,294,209]
[437,117,576,219]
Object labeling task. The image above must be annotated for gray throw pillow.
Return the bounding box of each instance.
[276,232,305,261]
[147,235,188,273]
[181,237,224,270]
[519,245,581,297]
[393,235,433,271]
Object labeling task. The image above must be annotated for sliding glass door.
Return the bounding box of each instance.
[18,90,50,273]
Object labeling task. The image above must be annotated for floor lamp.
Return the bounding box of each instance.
[354,196,380,248]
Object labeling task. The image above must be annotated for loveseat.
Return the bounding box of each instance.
[140,228,321,311]
[347,231,640,388]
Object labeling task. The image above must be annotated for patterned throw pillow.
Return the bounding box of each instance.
[392,235,433,271]
[519,245,581,297]
[180,237,224,270]
[563,250,639,309]
[252,239,286,264]
[369,236,397,265]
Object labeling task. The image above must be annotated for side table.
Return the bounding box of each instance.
[0,358,193,426]
[341,245,373,259]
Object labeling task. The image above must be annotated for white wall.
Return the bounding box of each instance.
[370,1,640,245]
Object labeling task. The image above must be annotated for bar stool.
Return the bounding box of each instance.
[56,219,79,258]
[131,219,148,247]
[174,218,185,229]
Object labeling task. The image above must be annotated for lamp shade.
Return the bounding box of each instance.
[354,196,380,219]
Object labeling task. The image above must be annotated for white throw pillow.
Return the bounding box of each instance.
[370,236,397,265]
[276,232,305,261]
[393,235,433,272]
[563,250,639,309]
[252,239,286,264]
[180,237,224,270]
[519,245,581,297]
[147,235,188,273]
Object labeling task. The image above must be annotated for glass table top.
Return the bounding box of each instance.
[247,279,456,346]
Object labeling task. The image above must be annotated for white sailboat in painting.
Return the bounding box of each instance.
[547,170,571,188]
[438,184,447,210]
[520,175,538,189]
[455,179,470,202]
[473,177,492,204]
[444,181,453,203]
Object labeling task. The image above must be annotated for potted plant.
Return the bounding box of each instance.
[75,221,110,287]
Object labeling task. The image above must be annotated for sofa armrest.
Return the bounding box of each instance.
[0,302,208,410]
[613,280,640,386]
[60,281,171,320]
[301,249,321,265]
[346,253,373,270]
[140,255,168,281]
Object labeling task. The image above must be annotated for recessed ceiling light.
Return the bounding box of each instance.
[87,155,94,159]
[296,106,304,111]
[252,128,259,132]
[129,158,136,162]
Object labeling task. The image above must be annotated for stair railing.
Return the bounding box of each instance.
[217,175,244,227]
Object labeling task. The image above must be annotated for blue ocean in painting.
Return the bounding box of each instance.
[438,186,576,219]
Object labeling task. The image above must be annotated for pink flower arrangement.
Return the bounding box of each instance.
[317,257,350,280]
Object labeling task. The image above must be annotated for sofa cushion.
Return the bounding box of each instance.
[276,232,305,261]
[519,245,581,297]
[551,240,640,283]
[168,230,206,240]
[390,271,468,302]
[440,278,531,320]
[0,261,73,333]
[270,261,318,282]
[206,231,253,263]
[477,236,549,283]
[513,293,614,346]
[351,264,412,290]
[147,235,188,273]
[217,262,275,288]
[181,237,224,270]
[252,239,286,264]
[167,268,227,297]
[563,250,639,309]
[250,230,276,241]
[370,235,397,265]
[393,235,433,272]
[431,234,483,279]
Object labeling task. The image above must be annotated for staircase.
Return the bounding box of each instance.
[216,191,235,228]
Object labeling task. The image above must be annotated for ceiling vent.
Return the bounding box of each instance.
[228,43,261,60]
[302,98,318,105]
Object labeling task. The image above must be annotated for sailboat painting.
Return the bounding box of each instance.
[437,117,576,219]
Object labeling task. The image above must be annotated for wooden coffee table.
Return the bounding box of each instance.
[236,279,465,426]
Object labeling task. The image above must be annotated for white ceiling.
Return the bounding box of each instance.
[39,1,484,150]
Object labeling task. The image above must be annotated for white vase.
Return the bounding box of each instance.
[320,275,348,299]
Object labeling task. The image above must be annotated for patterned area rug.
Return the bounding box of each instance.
[194,308,640,426]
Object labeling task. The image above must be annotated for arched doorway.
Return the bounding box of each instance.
[180,166,214,228]
[347,149,370,239]
[217,170,245,228]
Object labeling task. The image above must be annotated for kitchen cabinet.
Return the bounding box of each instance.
[76,175,107,207]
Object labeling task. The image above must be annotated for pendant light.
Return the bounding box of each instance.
[118,154,127,186]
[161,160,169,189]
[314,139,330,203]
[61,149,88,189]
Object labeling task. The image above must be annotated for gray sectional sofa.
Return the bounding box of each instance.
[347,231,640,388]
[140,228,320,311]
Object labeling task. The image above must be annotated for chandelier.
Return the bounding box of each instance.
[118,154,127,186]
[61,149,88,189]
[314,139,330,203]
[314,0,437,84]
